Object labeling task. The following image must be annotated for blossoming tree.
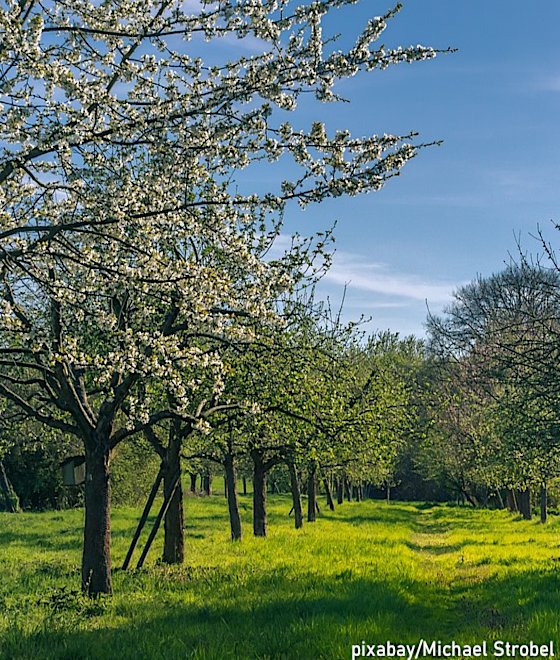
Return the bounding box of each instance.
[0,0,446,595]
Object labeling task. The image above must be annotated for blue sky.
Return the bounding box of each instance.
[271,1,560,337]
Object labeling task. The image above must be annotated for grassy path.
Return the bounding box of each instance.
[409,505,560,649]
[1,498,560,659]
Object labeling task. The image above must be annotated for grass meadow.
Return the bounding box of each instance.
[1,494,560,659]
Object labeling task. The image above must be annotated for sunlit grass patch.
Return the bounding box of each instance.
[1,497,559,659]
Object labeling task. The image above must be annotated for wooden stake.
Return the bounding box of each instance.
[122,464,164,570]
[136,469,181,569]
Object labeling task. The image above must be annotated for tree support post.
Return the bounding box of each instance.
[136,470,181,569]
[122,464,164,570]
[0,461,18,513]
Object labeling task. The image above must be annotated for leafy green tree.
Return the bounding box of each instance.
[417,357,502,506]
[428,264,560,517]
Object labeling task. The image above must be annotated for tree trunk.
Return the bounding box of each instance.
[386,483,391,504]
[323,477,335,511]
[517,488,532,520]
[189,472,197,494]
[345,479,352,502]
[224,453,242,541]
[336,478,343,505]
[288,462,303,529]
[307,463,317,523]
[202,471,212,496]
[482,486,489,508]
[252,451,267,537]
[242,476,247,496]
[506,489,517,513]
[162,430,184,565]
[462,488,478,508]
[540,483,547,524]
[82,443,112,596]
[0,460,18,513]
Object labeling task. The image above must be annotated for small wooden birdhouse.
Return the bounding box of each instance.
[60,456,86,486]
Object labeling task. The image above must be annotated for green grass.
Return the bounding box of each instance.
[1,496,560,659]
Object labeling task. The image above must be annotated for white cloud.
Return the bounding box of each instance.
[323,252,459,304]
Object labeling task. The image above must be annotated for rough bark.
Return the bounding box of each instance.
[224,452,242,541]
[540,483,547,524]
[82,442,112,596]
[252,450,267,537]
[323,477,335,511]
[288,462,303,529]
[162,429,184,564]
[307,463,317,522]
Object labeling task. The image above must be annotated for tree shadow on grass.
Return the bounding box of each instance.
[4,502,560,659]
[6,563,560,660]
[3,569,447,660]
[448,566,560,640]
[325,506,419,528]
[0,530,82,552]
[405,541,465,555]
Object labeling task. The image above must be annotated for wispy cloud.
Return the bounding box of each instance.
[182,1,271,54]
[533,74,560,92]
[345,301,409,310]
[374,192,490,209]
[323,252,459,304]
[215,31,271,54]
